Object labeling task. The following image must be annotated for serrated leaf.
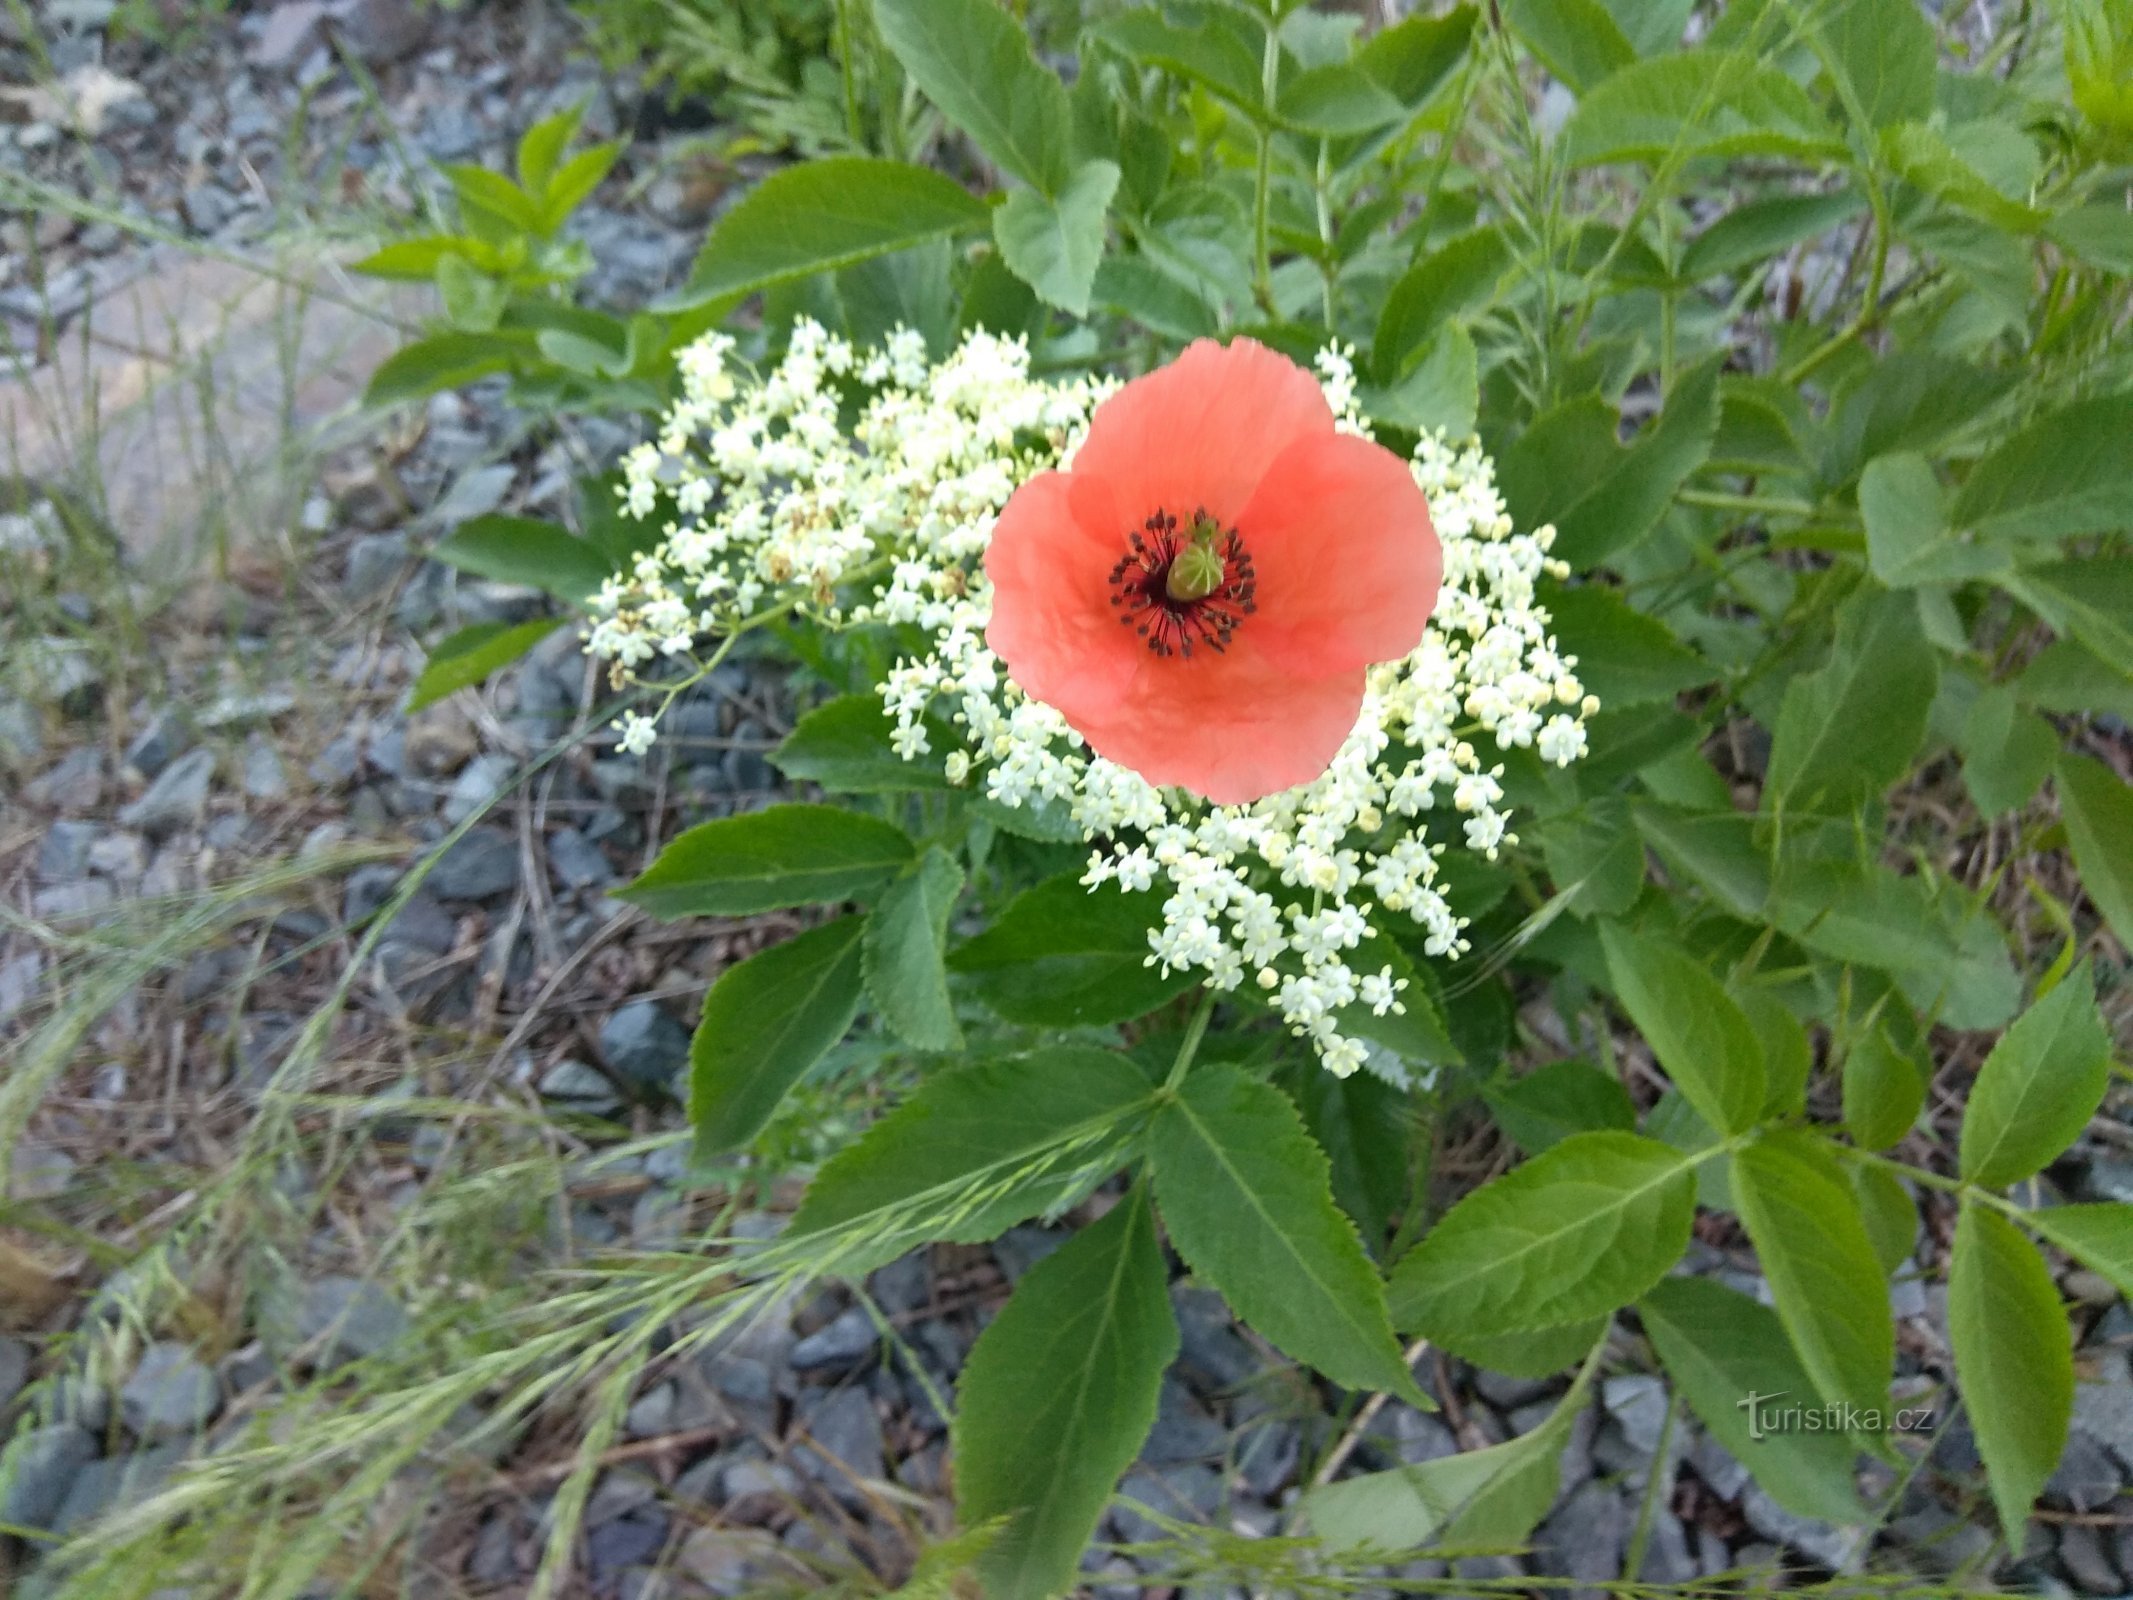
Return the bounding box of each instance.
[1821,353,2009,490]
[1733,984,1810,1120]
[1765,588,1938,817]
[1151,1065,1418,1398]
[1850,1159,1919,1276]
[1484,1060,1635,1156]
[664,158,988,310]
[1562,51,1848,167]
[1958,685,2056,817]
[791,1047,1155,1274]
[1960,961,2112,1189]
[1599,924,1765,1137]
[1639,1276,1869,1525]
[1883,120,2047,232]
[955,1188,1177,1600]
[1679,189,1866,282]
[1373,227,1513,382]
[877,0,1072,194]
[1630,802,1771,921]
[2009,557,2133,666]
[993,159,1119,315]
[1276,62,1407,135]
[948,875,1195,1028]
[1539,797,1645,918]
[1950,1202,2072,1538]
[1732,1130,1894,1422]
[2047,204,2133,274]
[432,514,614,606]
[1820,0,1937,130]
[2025,1204,2133,1302]
[365,330,533,407]
[2019,641,2133,722]
[1096,7,1265,116]
[407,617,563,713]
[1389,1131,1696,1349]
[1842,1028,1924,1152]
[1505,0,1634,94]
[771,695,955,794]
[516,104,580,197]
[1860,453,2010,588]
[1288,1065,1409,1253]
[1542,584,1716,708]
[689,917,866,1154]
[2057,755,2133,956]
[1355,6,1475,106]
[1357,324,1478,437]
[621,804,914,919]
[864,848,965,1052]
[1952,394,2133,544]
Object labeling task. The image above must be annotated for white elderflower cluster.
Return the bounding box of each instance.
[592,326,1596,1076]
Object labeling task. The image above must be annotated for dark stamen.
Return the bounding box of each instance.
[1105,506,1257,660]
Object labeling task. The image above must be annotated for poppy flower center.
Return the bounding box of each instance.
[1106,507,1258,660]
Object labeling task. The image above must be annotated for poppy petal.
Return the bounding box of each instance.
[984,469,1144,719]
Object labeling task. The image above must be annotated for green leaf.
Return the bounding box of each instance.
[1597,0,1692,55]
[2058,755,2133,953]
[993,159,1120,316]
[1484,1060,1635,1156]
[1822,353,2009,490]
[1949,1202,2072,1539]
[1599,924,1765,1137]
[1952,394,2133,544]
[432,514,614,606]
[2047,204,2133,274]
[1539,797,1645,918]
[1096,8,1265,117]
[876,0,1072,194]
[1765,588,1938,817]
[1505,0,1635,94]
[1631,802,1770,921]
[365,330,532,407]
[1958,685,2056,818]
[1388,1131,1696,1348]
[1289,1064,1410,1251]
[1851,1159,1919,1277]
[516,104,581,197]
[771,695,954,794]
[955,1188,1178,1600]
[1820,0,1937,130]
[1275,63,1408,135]
[665,158,988,310]
[1563,51,1848,167]
[537,143,620,235]
[2009,557,2133,665]
[352,235,483,281]
[1373,226,1513,381]
[948,875,1195,1028]
[1639,1277,1869,1525]
[1357,324,1478,438]
[620,804,914,919]
[2025,1204,2133,1303]
[1860,453,2010,588]
[1679,189,1866,282]
[1960,962,2112,1189]
[1543,584,1715,708]
[1883,121,2047,232]
[1151,1065,1418,1398]
[443,163,542,234]
[1841,1028,1924,1153]
[1498,358,1718,568]
[689,917,866,1154]
[2020,640,2133,723]
[1330,923,1459,1069]
[1732,1130,1894,1423]
[791,1046,1155,1272]
[1305,1354,1602,1555]
[863,848,965,1052]
[1355,7,1476,107]
[406,617,562,714]
[1734,984,1810,1120]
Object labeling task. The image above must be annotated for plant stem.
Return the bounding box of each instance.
[834,0,864,151]
[1677,488,1821,519]
[1253,25,1279,312]
[1164,989,1220,1091]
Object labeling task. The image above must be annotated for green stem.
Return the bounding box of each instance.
[1677,489,1822,519]
[834,0,864,150]
[1164,990,1219,1091]
[1253,26,1279,312]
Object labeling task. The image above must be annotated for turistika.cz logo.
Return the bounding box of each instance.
[1736,1390,1937,1441]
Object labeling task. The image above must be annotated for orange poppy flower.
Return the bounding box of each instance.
[984,338,1442,805]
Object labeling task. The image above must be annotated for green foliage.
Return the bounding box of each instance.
[1959,965,2113,1189]
[947,874,1196,1027]
[1950,1202,2074,1538]
[620,803,914,918]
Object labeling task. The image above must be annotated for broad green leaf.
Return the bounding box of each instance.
[1599,924,1765,1136]
[1639,1277,1869,1525]
[1563,51,1848,167]
[1733,984,1810,1120]
[365,330,532,407]
[516,104,581,197]
[2025,1204,2133,1303]
[955,1188,1177,1600]
[1388,1131,1696,1347]
[1841,1029,1924,1152]
[1355,6,1476,106]
[1305,1352,1601,1555]
[537,143,621,235]
[1820,0,1937,130]
[1357,324,1478,437]
[689,917,866,1154]
[1276,63,1407,135]
[1483,1060,1635,1156]
[1631,802,1770,921]
[1500,358,1718,568]
[863,848,965,1052]
[877,0,1071,194]
[443,163,542,234]
[1949,1203,2072,1538]
[993,159,1120,316]
[1539,797,1645,918]
[1096,8,1265,115]
[1542,584,1715,708]
[1330,923,1460,1068]
[1288,1065,1410,1252]
[955,246,1044,342]
[1765,588,1938,817]
[1092,256,1218,340]
[1821,353,2009,490]
[1151,1065,1418,1398]
[2057,756,2133,952]
[948,875,1195,1028]
[621,804,914,919]
[1952,394,2133,544]
[1860,453,2009,588]
[2020,640,2133,722]
[407,618,562,713]
[1958,685,2055,817]
[1373,227,1513,381]
[1506,0,1634,94]
[771,695,954,794]
[1850,1159,1919,1276]
[2048,204,2133,274]
[1883,121,2047,232]
[2009,557,2133,665]
[665,158,988,310]
[837,237,955,353]
[1597,0,1692,55]
[1732,1130,1894,1423]
[352,235,491,282]
[432,514,614,606]
[1960,962,2112,1189]
[1679,189,1866,282]
[791,1047,1154,1269]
